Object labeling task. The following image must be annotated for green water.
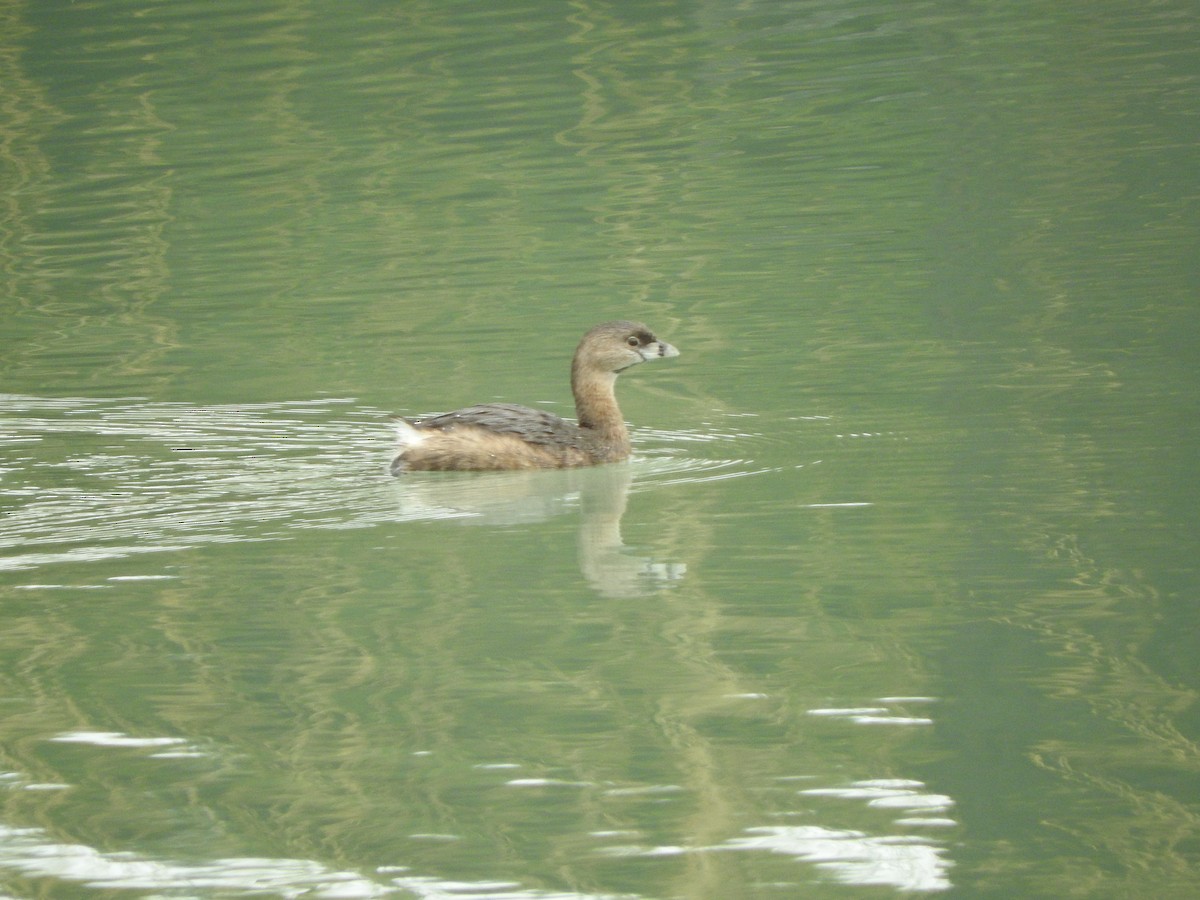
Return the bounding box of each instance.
[2,1,1198,897]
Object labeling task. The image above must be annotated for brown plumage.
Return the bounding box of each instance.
[391,321,679,473]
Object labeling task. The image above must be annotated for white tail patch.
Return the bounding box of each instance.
[392,417,428,449]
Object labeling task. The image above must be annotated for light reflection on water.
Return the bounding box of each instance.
[0,391,954,895]
[0,716,954,897]
[0,395,391,571]
[2,0,1194,890]
[594,770,956,893]
[0,394,769,577]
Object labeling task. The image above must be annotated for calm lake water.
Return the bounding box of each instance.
[2,1,1198,897]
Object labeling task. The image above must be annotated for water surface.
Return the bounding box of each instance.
[2,1,1198,897]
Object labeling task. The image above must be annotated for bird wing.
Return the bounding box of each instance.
[411,403,583,448]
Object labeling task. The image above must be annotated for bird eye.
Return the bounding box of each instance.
[626,335,640,348]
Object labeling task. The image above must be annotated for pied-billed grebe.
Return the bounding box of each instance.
[391,321,678,473]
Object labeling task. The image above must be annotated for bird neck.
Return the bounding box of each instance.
[572,364,628,446]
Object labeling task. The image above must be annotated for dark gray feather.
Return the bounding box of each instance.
[413,403,584,448]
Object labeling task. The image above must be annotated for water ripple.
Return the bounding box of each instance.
[1,395,770,572]
[0,395,395,572]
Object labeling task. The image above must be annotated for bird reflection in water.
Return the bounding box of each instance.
[388,463,684,598]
